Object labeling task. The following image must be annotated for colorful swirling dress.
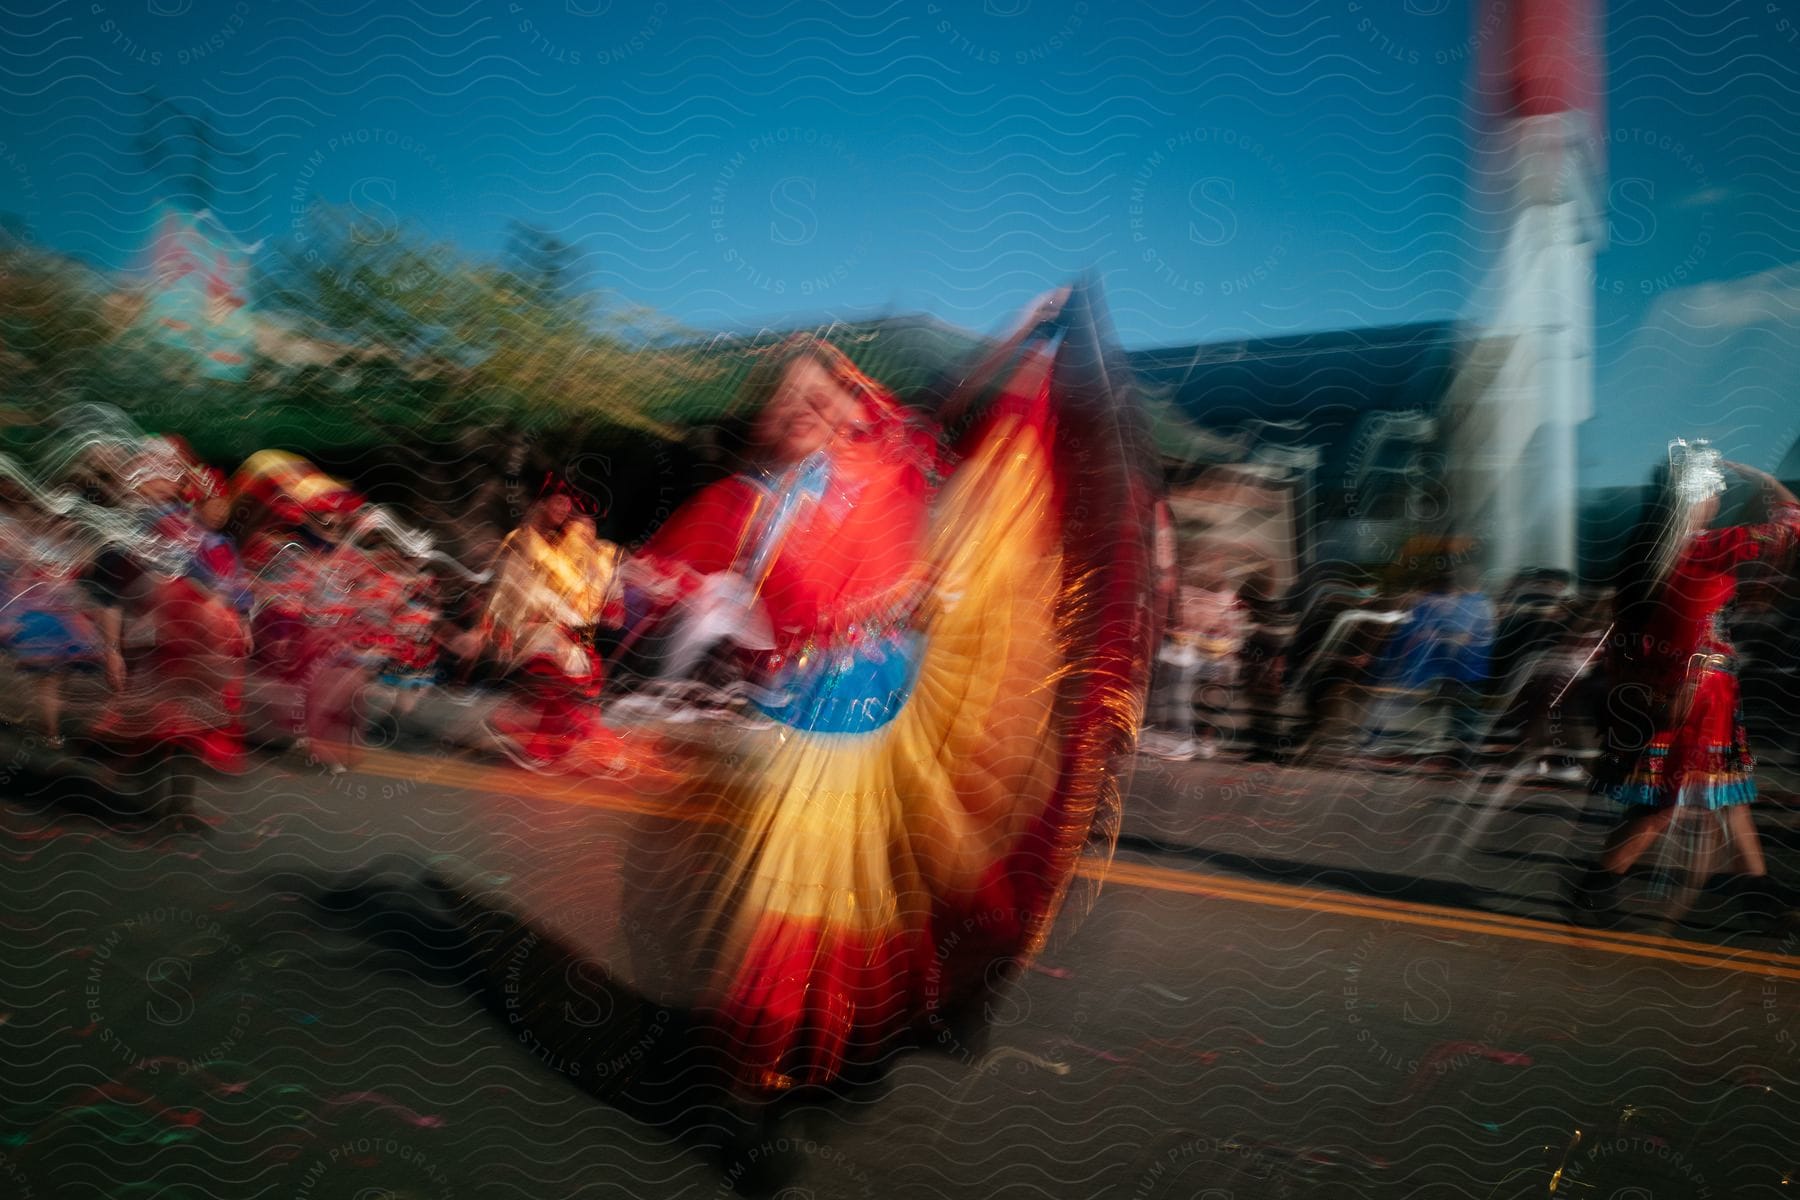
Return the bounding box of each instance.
[625,331,1155,1095]
[1592,503,1800,809]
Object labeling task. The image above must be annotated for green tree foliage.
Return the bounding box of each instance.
[256,206,718,449]
[0,244,113,407]
[1,211,728,474]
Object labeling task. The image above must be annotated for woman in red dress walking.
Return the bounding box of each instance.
[1583,440,1800,922]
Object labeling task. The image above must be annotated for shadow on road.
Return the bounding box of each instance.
[276,854,989,1196]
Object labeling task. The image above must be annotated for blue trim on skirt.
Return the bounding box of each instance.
[1597,777,1759,810]
[755,631,924,735]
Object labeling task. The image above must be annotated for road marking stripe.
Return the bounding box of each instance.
[352,748,1800,981]
[1094,860,1800,981]
[1105,851,1800,968]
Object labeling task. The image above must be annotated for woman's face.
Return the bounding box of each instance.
[754,356,863,464]
[537,493,574,532]
[1690,494,1722,528]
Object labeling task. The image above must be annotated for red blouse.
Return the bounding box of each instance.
[639,424,936,652]
[1646,503,1800,675]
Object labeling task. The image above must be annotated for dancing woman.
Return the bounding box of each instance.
[1581,441,1800,922]
[480,485,621,770]
[622,297,1154,1099]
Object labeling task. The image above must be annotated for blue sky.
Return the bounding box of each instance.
[3,1,1799,482]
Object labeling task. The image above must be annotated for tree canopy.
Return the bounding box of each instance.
[0,210,728,471]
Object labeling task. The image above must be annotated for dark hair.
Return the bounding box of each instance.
[724,340,846,471]
[1610,463,1678,643]
[734,340,835,422]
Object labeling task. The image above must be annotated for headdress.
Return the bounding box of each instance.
[1628,437,1733,621]
[229,449,360,527]
[1668,438,1726,507]
[536,472,598,517]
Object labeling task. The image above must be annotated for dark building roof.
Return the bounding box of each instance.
[1127,320,1466,425]
[1126,321,1468,517]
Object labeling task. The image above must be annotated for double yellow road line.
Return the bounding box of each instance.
[352,747,1800,984]
[1096,858,1800,982]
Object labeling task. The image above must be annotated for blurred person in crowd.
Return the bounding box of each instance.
[1143,554,1244,761]
[1484,574,1581,750]
[300,525,445,771]
[1504,591,1612,783]
[1579,443,1800,925]
[368,557,444,730]
[1140,500,1187,758]
[1149,497,1179,648]
[480,480,622,771]
[1187,562,1247,759]
[1239,564,1295,763]
[0,473,105,746]
[83,442,252,811]
[1360,564,1495,767]
[227,452,381,769]
[227,450,361,695]
[405,496,500,693]
[1442,564,1498,764]
[1287,567,1397,759]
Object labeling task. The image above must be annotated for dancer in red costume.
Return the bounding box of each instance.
[1583,440,1800,923]
[84,443,252,810]
[621,285,1157,1100]
[227,451,368,768]
[229,452,454,770]
[480,484,622,771]
[228,450,360,689]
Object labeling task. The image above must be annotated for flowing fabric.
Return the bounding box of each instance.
[624,318,1155,1094]
[1592,503,1800,809]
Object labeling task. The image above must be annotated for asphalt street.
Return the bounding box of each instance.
[2,722,1797,1199]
